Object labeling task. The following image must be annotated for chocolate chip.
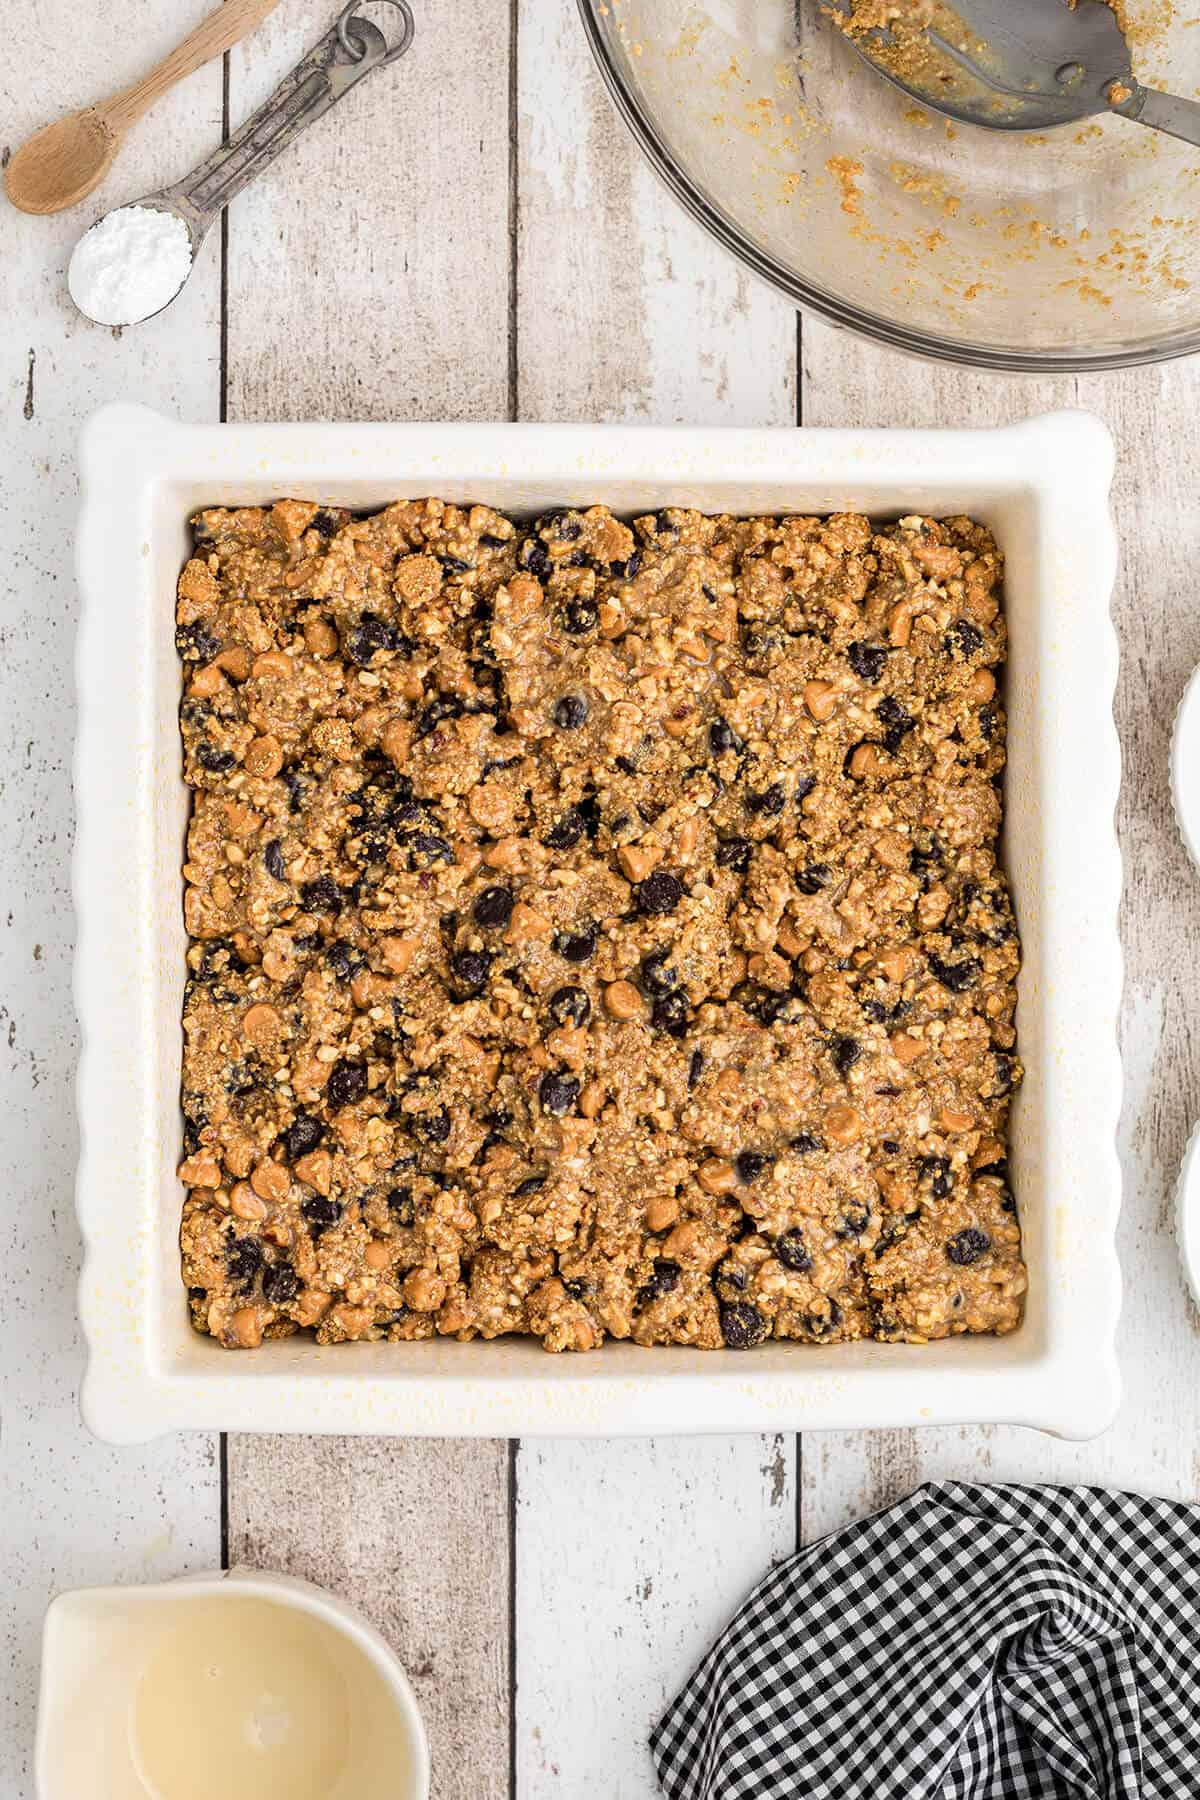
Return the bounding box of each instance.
[687,1049,705,1089]
[634,871,683,916]
[474,885,514,930]
[548,985,590,1027]
[710,717,744,757]
[638,950,678,995]
[563,599,598,634]
[555,924,598,963]
[264,839,287,882]
[651,992,690,1037]
[831,1036,861,1079]
[735,1151,771,1183]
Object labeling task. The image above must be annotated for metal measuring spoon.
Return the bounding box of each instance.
[832,0,1200,144]
[68,0,415,326]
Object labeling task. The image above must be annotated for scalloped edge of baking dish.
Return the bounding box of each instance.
[74,407,1121,1441]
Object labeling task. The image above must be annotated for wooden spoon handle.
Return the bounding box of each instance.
[103,0,283,134]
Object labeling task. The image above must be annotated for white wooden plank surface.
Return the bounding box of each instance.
[0,6,225,1794]
[801,333,1200,1539]
[221,7,514,1797]
[516,1436,797,1799]
[513,7,799,1796]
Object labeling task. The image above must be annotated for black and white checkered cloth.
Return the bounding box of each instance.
[652,1483,1200,1799]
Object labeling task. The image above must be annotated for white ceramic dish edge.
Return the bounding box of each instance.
[74,406,1122,1442]
[1170,672,1200,1310]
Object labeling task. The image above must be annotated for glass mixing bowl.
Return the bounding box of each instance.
[577,0,1200,369]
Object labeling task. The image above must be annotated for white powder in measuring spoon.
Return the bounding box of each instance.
[68,205,193,326]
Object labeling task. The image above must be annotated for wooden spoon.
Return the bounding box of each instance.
[5,0,282,215]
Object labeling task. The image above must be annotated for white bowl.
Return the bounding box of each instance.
[74,405,1123,1441]
[1170,670,1200,1310]
[36,1568,430,1799]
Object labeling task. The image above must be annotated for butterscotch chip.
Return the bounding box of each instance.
[604,980,643,1020]
[243,734,283,778]
[177,499,1022,1356]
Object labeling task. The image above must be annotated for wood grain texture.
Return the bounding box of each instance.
[227,1436,512,1799]
[223,0,512,423]
[515,0,797,426]
[801,329,1200,1539]
[516,1437,797,1799]
[513,8,800,1796]
[221,9,515,1798]
[0,5,226,1794]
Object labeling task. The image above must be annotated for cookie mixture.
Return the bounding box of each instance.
[176,498,1025,1353]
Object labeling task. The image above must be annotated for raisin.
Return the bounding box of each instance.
[387,1187,415,1225]
[831,1036,861,1079]
[262,1260,299,1305]
[301,874,343,914]
[687,1049,705,1088]
[946,1227,990,1266]
[553,694,589,730]
[794,773,817,805]
[795,863,831,895]
[746,782,785,817]
[471,885,512,930]
[790,1131,822,1154]
[920,1155,954,1200]
[835,1199,872,1239]
[325,940,365,983]
[278,1114,323,1162]
[848,641,887,683]
[176,621,221,663]
[415,1107,451,1144]
[876,696,915,753]
[946,618,984,658]
[776,1230,812,1273]
[301,1196,342,1233]
[450,949,493,991]
[264,839,287,882]
[226,1237,262,1291]
[345,613,399,666]
[735,1151,771,1183]
[645,1257,681,1297]
[717,838,753,875]
[710,717,744,757]
[928,953,981,993]
[720,1303,768,1349]
[543,810,583,851]
[539,1071,580,1116]
[196,742,236,773]
[514,1174,547,1196]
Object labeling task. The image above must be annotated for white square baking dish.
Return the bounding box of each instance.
[75,405,1122,1443]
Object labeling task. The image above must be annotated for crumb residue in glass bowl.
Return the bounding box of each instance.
[589,0,1197,361]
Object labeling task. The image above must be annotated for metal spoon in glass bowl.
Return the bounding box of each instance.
[67,0,415,328]
[831,0,1200,145]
